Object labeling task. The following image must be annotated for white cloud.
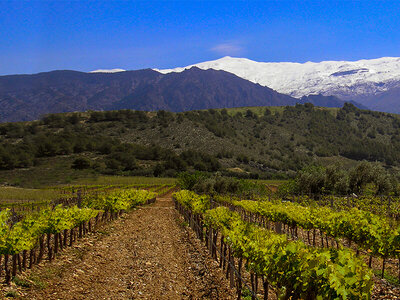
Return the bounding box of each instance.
[211,42,244,56]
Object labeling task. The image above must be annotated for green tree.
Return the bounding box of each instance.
[349,162,373,194]
[296,165,326,195]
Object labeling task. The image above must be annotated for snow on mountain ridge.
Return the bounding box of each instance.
[155,56,400,100]
[90,68,126,73]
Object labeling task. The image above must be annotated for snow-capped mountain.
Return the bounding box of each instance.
[156,56,400,112]
[90,68,126,73]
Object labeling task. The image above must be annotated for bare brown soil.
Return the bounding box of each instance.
[8,194,235,299]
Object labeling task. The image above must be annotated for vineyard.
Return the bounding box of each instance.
[173,189,400,299]
[0,183,174,288]
[0,181,238,299]
[215,196,400,273]
[0,178,399,299]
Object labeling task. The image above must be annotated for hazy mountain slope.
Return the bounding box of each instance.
[362,87,400,113]
[157,56,400,112]
[0,67,356,122]
[0,69,162,122]
[112,67,297,111]
[298,95,368,109]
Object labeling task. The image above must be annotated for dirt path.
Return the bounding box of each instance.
[15,194,235,299]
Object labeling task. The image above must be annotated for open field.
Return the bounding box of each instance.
[0,176,175,212]
[0,154,176,189]
[71,175,176,186]
[0,156,97,188]
[0,187,60,202]
[0,186,64,208]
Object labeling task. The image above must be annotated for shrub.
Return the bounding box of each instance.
[71,157,91,170]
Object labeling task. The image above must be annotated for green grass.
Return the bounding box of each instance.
[0,153,176,189]
[373,269,400,287]
[71,175,176,186]
[5,290,18,298]
[0,155,97,188]
[13,276,32,288]
[0,187,61,202]
[26,274,47,290]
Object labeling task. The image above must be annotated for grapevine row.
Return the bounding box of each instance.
[0,188,156,283]
[284,194,400,220]
[173,190,373,299]
[217,196,400,259]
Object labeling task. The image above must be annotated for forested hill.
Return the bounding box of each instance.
[0,103,399,186]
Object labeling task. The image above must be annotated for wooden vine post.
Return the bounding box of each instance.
[263,276,269,300]
[4,254,10,284]
[237,256,243,300]
[47,233,53,261]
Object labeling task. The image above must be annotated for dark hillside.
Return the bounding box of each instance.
[299,94,368,109]
[112,67,297,111]
[0,68,361,122]
[0,69,161,122]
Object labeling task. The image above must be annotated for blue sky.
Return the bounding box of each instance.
[1,0,400,75]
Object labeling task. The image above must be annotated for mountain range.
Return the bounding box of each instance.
[0,67,359,122]
[157,56,400,113]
